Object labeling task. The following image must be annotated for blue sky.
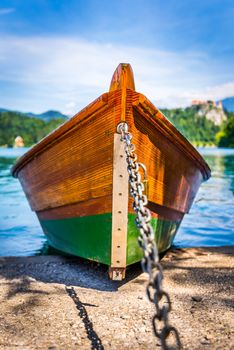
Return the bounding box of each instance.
[0,0,233,114]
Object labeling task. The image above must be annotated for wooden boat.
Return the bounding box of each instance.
[12,63,211,280]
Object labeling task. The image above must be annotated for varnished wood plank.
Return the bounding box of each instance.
[128,199,184,222]
[132,94,210,179]
[12,93,110,176]
[109,64,136,123]
[109,63,135,92]
[18,92,123,212]
[37,195,112,220]
[125,105,203,213]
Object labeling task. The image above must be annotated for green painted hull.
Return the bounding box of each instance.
[39,213,181,266]
[127,214,180,265]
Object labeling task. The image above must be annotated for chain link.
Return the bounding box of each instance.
[117,122,182,350]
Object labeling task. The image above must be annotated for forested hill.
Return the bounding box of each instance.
[161,105,233,147]
[0,105,233,148]
[0,111,66,147]
[0,108,67,121]
[160,106,220,146]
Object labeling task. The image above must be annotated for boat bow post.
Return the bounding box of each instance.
[108,64,136,280]
[109,133,129,280]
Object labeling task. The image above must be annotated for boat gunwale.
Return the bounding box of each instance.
[12,88,211,181]
[132,94,211,181]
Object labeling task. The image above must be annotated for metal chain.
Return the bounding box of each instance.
[117,122,182,350]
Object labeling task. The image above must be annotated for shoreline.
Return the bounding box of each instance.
[0,246,233,349]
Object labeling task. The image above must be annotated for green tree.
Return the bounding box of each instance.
[161,107,219,146]
[0,111,65,147]
[216,113,234,148]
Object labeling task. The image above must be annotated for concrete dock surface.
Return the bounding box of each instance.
[0,246,233,350]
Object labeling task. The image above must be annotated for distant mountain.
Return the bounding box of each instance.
[221,97,234,112]
[0,108,68,121]
[26,110,68,121]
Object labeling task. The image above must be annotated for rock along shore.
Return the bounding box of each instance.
[0,246,233,350]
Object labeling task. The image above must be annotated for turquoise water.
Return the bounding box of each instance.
[0,148,46,255]
[174,148,234,248]
[0,147,233,256]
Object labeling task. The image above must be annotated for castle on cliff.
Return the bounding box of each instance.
[191,100,225,125]
[192,100,223,109]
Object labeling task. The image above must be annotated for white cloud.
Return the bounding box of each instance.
[194,82,234,101]
[154,82,234,108]
[64,101,77,115]
[0,35,233,114]
[0,8,15,15]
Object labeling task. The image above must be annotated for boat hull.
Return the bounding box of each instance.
[12,63,211,279]
[38,212,182,266]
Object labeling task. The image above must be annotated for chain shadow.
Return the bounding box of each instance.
[65,286,104,350]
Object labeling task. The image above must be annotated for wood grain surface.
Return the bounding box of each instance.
[13,63,210,220]
[17,90,122,212]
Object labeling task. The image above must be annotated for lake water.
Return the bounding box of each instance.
[0,147,233,256]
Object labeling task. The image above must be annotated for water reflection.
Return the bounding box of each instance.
[0,148,233,256]
[0,150,46,256]
[174,148,234,248]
